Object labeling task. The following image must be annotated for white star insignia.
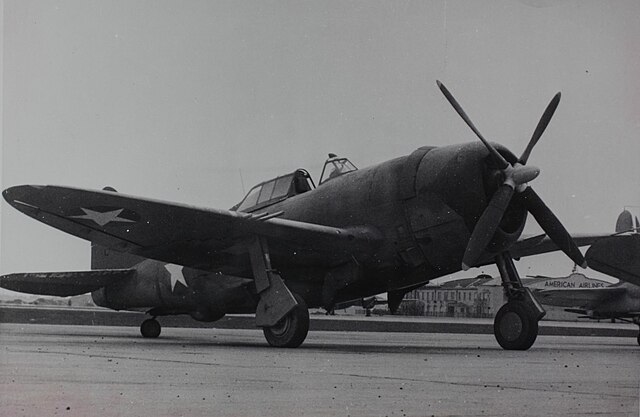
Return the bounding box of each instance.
[165,264,188,292]
[70,208,136,227]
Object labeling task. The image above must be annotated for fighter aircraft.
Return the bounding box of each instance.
[537,281,640,345]
[540,209,640,345]
[0,81,608,350]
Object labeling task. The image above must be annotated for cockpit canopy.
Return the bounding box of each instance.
[319,153,358,185]
[234,169,314,212]
[232,154,357,212]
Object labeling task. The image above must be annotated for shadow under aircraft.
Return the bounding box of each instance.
[0,81,618,350]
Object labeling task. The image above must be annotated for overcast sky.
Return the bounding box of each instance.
[2,0,639,297]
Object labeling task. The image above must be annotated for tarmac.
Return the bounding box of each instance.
[1,305,638,337]
[1,322,639,417]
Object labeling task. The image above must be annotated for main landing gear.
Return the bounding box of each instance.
[140,317,161,338]
[263,293,309,348]
[248,237,310,348]
[494,300,538,350]
[493,253,546,350]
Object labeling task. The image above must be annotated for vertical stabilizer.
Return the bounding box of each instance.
[615,210,633,233]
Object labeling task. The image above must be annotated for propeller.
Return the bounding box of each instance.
[436,81,586,270]
[519,92,560,165]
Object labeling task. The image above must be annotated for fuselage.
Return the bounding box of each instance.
[93,142,531,317]
[258,142,524,298]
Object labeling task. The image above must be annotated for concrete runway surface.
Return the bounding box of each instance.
[1,324,638,417]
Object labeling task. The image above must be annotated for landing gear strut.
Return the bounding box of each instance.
[248,237,309,348]
[493,253,545,350]
[140,318,161,338]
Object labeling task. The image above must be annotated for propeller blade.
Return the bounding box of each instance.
[519,92,561,165]
[462,185,515,270]
[436,80,509,169]
[519,187,587,268]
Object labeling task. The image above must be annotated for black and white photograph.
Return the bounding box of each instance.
[1,1,639,416]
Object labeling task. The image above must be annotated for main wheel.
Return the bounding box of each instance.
[636,330,639,346]
[493,301,538,350]
[263,293,309,348]
[140,318,161,338]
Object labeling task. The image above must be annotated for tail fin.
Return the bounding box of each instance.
[615,210,633,233]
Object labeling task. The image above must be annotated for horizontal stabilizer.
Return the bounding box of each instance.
[0,269,134,296]
[586,234,640,286]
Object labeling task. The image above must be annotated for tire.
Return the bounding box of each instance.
[636,331,639,347]
[140,318,161,338]
[263,293,309,348]
[493,301,538,350]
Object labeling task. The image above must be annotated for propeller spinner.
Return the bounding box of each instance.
[436,81,586,270]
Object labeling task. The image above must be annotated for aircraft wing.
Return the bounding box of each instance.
[0,269,134,296]
[536,286,627,309]
[585,234,640,287]
[507,233,610,260]
[3,185,381,273]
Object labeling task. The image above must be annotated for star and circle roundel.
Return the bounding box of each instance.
[67,206,140,227]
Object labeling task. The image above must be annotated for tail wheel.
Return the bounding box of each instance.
[140,318,161,338]
[263,293,309,348]
[494,301,538,350]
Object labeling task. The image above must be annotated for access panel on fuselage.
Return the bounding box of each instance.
[403,191,469,275]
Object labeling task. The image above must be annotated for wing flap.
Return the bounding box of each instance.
[0,269,134,296]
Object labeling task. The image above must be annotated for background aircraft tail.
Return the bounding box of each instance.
[615,210,634,233]
[615,209,640,234]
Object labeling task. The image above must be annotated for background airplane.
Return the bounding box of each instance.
[537,210,640,345]
[537,281,640,345]
[0,82,613,350]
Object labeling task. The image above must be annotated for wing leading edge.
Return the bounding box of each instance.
[507,233,610,261]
